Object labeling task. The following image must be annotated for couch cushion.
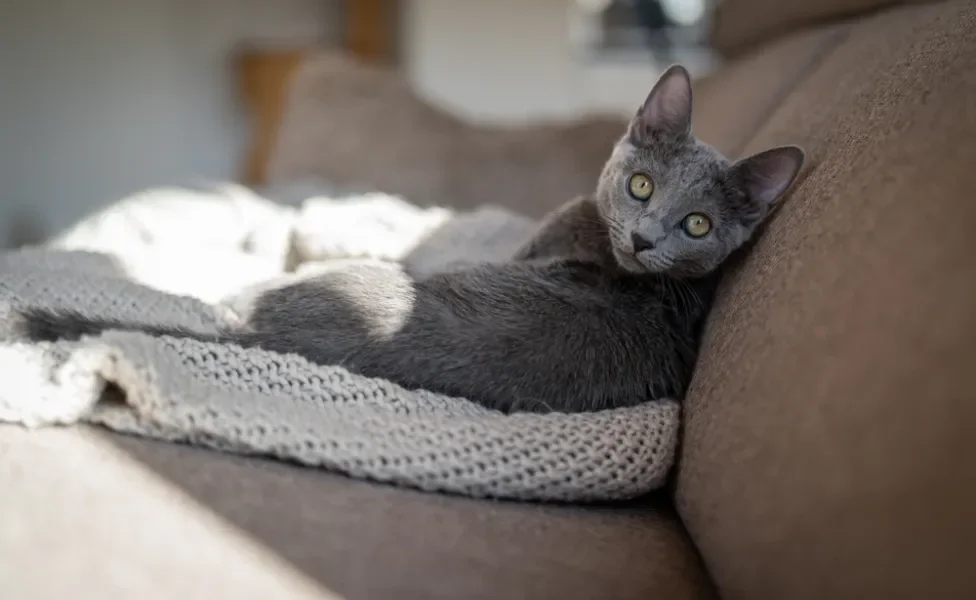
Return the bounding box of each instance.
[678,2,976,599]
[0,426,337,600]
[108,432,718,600]
[709,0,936,57]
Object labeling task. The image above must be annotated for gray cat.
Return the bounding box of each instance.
[19,65,804,413]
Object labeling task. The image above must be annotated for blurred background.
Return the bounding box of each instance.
[0,0,718,247]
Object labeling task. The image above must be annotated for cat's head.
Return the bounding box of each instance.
[596,65,805,278]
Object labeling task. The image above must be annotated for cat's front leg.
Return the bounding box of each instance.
[512,196,605,262]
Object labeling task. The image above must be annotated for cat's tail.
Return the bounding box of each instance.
[9,307,240,346]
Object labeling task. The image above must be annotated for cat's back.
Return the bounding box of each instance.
[412,260,698,410]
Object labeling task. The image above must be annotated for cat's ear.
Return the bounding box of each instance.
[730,145,805,212]
[629,64,693,145]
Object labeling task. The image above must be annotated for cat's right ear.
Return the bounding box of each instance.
[629,64,693,146]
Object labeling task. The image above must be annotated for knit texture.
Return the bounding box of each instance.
[0,186,680,502]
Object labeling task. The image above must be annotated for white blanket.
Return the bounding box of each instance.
[0,183,680,502]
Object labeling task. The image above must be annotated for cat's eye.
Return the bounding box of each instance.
[627,173,654,201]
[682,213,712,238]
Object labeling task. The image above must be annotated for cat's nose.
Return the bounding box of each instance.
[631,232,655,253]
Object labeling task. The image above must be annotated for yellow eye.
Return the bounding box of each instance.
[682,213,712,238]
[627,173,654,201]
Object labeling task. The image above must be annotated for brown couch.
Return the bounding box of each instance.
[7,1,974,599]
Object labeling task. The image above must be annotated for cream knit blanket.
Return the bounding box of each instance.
[0,184,680,502]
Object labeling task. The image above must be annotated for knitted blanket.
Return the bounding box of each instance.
[0,184,680,502]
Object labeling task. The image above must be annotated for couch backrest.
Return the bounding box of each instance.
[691,22,848,157]
[709,0,937,57]
[678,2,976,598]
[268,53,627,219]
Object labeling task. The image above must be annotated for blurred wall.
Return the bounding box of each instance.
[0,0,339,245]
[402,0,666,125]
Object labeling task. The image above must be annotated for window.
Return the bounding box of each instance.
[571,0,717,70]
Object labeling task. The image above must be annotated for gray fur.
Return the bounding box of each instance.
[19,65,805,413]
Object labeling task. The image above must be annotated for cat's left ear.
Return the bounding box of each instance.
[630,64,693,145]
[730,145,806,214]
